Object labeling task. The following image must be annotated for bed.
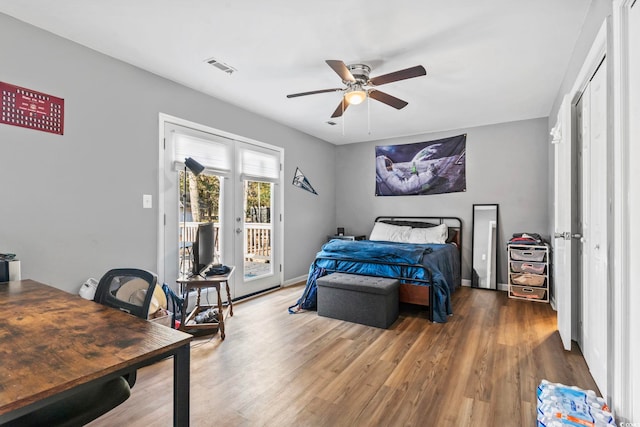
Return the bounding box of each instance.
[291,216,462,323]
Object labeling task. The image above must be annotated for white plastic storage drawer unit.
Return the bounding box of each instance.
[510,285,547,301]
[507,243,549,303]
[510,260,546,275]
[510,273,546,287]
[510,247,546,262]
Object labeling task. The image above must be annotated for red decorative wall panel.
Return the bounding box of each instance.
[1,82,64,135]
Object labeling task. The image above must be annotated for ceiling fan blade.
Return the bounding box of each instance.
[368,90,409,110]
[286,88,343,98]
[326,60,356,82]
[369,65,426,86]
[330,98,350,118]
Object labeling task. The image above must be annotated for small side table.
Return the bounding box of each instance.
[327,235,366,242]
[177,266,234,339]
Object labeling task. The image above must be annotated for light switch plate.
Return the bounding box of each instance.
[143,194,152,209]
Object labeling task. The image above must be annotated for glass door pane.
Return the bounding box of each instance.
[243,180,273,280]
[178,170,222,277]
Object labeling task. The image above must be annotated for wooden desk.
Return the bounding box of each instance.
[177,266,234,339]
[0,280,193,426]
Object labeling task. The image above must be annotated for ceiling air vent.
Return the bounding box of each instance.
[205,58,237,74]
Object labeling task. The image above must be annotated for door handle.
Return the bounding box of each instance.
[554,232,584,242]
[235,228,242,234]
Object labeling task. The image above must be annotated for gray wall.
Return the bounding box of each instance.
[335,118,550,284]
[0,13,335,293]
[548,0,613,124]
[0,11,571,293]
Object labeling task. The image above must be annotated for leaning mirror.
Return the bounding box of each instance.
[471,204,499,289]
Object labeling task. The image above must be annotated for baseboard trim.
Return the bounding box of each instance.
[461,279,508,292]
[284,275,307,287]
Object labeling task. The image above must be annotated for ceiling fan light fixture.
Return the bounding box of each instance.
[286,60,425,118]
[345,86,366,105]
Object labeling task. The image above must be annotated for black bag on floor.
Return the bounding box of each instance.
[162,283,184,329]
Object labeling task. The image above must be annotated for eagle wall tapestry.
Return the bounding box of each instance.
[375,134,466,196]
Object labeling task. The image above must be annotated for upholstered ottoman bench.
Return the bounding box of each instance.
[316,273,399,328]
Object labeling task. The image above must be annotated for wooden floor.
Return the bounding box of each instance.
[88,285,598,427]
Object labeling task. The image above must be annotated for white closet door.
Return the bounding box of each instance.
[580,59,608,395]
[553,96,573,352]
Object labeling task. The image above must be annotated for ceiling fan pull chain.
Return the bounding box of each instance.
[342,96,345,137]
[367,93,371,135]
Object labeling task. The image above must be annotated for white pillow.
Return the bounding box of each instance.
[369,222,412,242]
[407,223,449,244]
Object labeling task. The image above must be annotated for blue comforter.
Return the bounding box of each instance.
[290,240,460,323]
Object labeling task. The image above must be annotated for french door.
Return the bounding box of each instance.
[161,119,282,300]
[233,141,281,297]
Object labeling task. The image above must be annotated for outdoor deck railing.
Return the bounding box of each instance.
[245,223,271,261]
[180,221,271,261]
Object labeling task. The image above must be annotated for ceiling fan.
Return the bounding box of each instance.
[286,60,426,118]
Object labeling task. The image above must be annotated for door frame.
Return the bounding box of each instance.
[612,0,636,419]
[157,113,284,293]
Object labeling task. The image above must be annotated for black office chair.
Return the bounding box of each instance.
[5,269,159,427]
[3,376,133,427]
[93,268,160,387]
[93,268,159,319]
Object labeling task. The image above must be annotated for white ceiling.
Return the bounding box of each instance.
[0,1,591,145]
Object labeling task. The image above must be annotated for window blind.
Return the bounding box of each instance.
[173,132,232,175]
[170,126,280,182]
[240,147,280,183]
